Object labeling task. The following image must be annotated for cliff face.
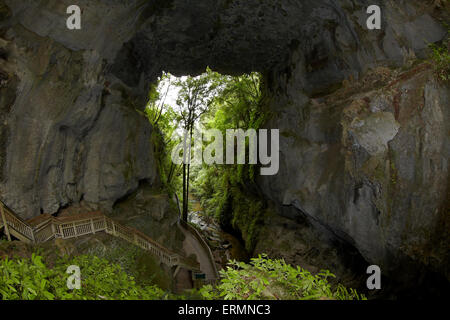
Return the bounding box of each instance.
[0,0,158,217]
[254,2,449,284]
[0,0,448,285]
[259,64,449,285]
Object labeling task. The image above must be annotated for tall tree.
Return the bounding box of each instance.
[146,72,172,126]
[173,70,222,221]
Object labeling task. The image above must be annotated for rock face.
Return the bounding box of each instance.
[259,65,449,288]
[0,0,448,289]
[109,185,185,253]
[0,0,158,217]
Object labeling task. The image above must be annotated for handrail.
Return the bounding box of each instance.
[1,203,34,242]
[180,219,219,280]
[1,200,31,225]
[174,193,219,281]
[0,200,200,271]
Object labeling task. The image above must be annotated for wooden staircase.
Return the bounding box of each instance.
[0,200,201,273]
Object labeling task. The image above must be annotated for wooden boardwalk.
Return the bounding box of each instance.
[0,200,200,272]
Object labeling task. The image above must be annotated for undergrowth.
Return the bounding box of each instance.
[0,251,365,300]
[198,254,366,300]
[428,24,450,83]
[0,253,168,300]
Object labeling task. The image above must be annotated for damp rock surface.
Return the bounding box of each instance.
[0,0,448,291]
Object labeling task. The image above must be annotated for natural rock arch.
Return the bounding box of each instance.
[0,0,448,291]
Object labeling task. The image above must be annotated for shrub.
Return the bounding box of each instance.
[428,25,450,83]
[0,253,168,300]
[198,254,366,300]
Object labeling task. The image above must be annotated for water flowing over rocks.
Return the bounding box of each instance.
[188,205,249,269]
[0,0,448,293]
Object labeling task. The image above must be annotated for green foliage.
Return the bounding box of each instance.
[145,69,228,200]
[198,254,366,300]
[0,248,365,301]
[149,110,181,196]
[173,68,225,128]
[145,73,183,196]
[147,70,269,251]
[146,72,172,127]
[206,72,264,130]
[0,253,168,300]
[82,237,172,290]
[428,25,450,83]
[192,72,269,252]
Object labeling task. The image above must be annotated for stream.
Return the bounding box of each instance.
[187,197,250,271]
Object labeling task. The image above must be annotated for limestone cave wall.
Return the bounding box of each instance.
[0,0,448,286]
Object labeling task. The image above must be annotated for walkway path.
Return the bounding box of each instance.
[179,222,217,282]
[173,194,219,286]
[0,200,200,271]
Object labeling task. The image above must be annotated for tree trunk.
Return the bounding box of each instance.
[167,162,175,184]
[183,125,194,222]
[182,163,187,221]
[186,162,191,217]
[181,125,190,222]
[186,127,194,221]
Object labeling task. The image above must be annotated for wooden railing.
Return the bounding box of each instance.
[0,202,34,243]
[174,193,219,282]
[0,201,200,271]
[180,219,219,280]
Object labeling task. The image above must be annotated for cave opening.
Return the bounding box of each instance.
[0,0,448,301]
[143,68,379,298]
[144,68,265,262]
